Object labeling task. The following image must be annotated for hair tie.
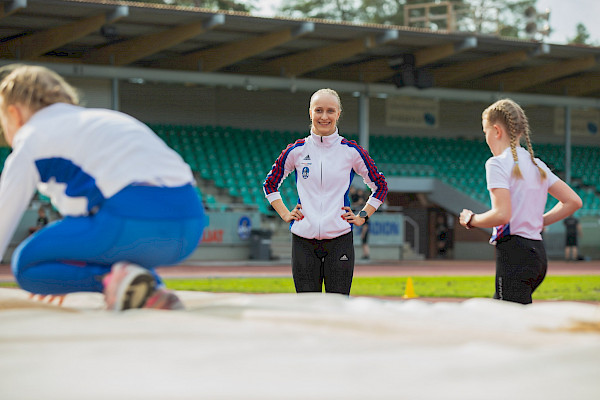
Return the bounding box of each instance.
[514,161,519,164]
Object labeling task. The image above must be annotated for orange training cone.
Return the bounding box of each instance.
[402,277,419,299]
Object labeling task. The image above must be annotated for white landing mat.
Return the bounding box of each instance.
[1,288,599,400]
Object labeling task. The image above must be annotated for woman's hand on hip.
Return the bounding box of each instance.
[283,204,304,223]
[341,206,365,226]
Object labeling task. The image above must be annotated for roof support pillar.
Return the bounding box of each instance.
[358,92,370,151]
[111,77,119,111]
[564,105,572,185]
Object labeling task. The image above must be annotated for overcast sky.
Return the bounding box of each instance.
[536,0,598,44]
[254,0,599,46]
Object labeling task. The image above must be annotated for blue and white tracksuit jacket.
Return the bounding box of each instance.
[0,103,205,295]
[263,130,387,240]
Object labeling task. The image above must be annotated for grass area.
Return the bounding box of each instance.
[165,277,296,294]
[162,275,600,302]
[1,276,599,301]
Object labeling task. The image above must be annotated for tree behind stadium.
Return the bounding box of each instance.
[134,0,257,13]
[278,0,543,39]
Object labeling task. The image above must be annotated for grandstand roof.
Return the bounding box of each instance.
[0,0,599,102]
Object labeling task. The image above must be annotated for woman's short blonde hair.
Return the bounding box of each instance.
[0,65,79,112]
[309,88,342,112]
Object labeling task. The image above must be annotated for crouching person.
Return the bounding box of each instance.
[0,65,205,310]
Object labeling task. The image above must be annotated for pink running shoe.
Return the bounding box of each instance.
[103,262,156,311]
[143,288,185,310]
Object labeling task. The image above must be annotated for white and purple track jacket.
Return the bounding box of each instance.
[263,130,387,240]
[0,103,194,258]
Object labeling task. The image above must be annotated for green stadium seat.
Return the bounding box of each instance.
[142,124,600,215]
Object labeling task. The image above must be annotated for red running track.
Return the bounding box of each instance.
[1,259,599,282]
[155,259,600,279]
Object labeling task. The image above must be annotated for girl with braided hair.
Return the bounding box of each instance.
[459,98,581,304]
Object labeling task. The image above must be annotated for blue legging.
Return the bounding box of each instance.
[12,185,205,295]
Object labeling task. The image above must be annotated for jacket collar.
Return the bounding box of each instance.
[310,129,339,147]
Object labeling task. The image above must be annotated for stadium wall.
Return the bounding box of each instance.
[72,78,599,146]
[59,78,600,261]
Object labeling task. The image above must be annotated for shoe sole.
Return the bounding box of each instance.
[144,290,185,310]
[113,268,156,311]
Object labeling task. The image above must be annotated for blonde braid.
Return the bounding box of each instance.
[520,107,547,181]
[484,99,548,181]
[499,101,523,179]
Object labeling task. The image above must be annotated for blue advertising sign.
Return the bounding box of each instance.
[353,213,404,245]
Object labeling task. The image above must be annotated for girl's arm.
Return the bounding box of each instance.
[0,152,38,258]
[543,180,582,226]
[460,188,511,229]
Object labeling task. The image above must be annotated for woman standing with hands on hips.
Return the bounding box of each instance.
[263,88,387,295]
[459,98,581,304]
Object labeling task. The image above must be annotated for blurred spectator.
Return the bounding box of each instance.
[564,215,581,261]
[356,188,370,259]
[435,213,449,258]
[349,185,359,205]
[28,207,48,235]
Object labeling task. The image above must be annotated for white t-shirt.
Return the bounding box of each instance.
[486,146,559,243]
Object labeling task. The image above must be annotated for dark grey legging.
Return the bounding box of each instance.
[291,231,355,295]
[495,235,547,304]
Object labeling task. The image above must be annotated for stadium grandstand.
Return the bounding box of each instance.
[0,0,599,262]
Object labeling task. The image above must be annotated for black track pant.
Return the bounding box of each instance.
[495,235,547,305]
[291,231,354,295]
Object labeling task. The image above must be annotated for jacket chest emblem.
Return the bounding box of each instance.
[302,166,310,179]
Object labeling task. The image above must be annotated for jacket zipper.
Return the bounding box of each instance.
[318,136,324,239]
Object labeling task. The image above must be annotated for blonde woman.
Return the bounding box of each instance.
[263,88,387,295]
[459,98,581,304]
[0,65,205,310]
